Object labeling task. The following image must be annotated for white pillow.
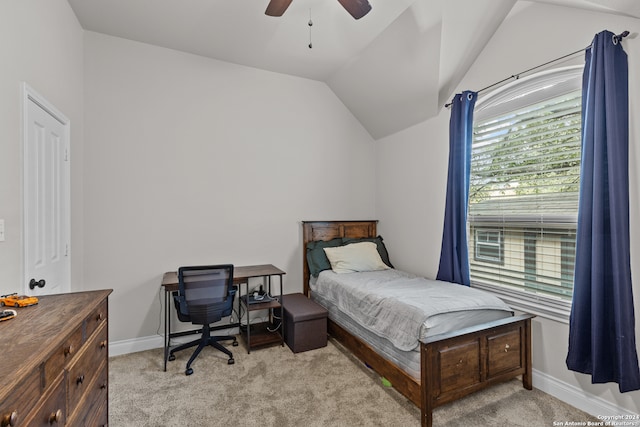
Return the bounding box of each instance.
[323,242,389,274]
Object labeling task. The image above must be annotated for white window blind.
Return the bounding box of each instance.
[468,86,581,302]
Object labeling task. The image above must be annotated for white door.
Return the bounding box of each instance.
[23,84,70,296]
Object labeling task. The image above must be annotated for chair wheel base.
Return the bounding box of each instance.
[185,368,193,376]
[228,358,235,365]
[168,354,176,361]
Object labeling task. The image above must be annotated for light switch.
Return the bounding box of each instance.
[0,219,4,241]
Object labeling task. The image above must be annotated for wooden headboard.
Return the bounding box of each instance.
[301,220,378,296]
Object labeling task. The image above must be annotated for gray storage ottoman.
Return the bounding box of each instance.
[282,293,328,353]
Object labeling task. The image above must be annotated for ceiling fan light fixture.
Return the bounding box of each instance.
[308,10,313,48]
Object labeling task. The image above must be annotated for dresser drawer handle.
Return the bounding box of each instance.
[48,409,62,425]
[100,381,107,390]
[504,344,510,353]
[96,312,104,322]
[76,374,85,385]
[64,344,74,357]
[1,411,17,427]
[100,340,107,349]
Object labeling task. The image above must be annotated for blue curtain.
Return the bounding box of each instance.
[436,91,477,286]
[566,30,640,393]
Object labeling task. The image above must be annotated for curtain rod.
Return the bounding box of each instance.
[444,30,630,108]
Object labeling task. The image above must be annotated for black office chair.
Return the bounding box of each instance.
[168,264,238,375]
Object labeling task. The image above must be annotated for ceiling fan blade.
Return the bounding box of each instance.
[337,0,372,19]
[265,0,293,17]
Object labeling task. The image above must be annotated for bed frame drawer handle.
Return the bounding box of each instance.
[504,344,510,352]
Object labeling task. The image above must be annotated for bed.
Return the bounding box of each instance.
[302,220,533,427]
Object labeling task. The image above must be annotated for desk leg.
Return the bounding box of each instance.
[164,290,169,372]
[245,282,251,353]
[279,274,284,347]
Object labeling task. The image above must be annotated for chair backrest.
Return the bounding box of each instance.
[176,265,235,325]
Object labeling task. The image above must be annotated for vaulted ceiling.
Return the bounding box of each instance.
[67,0,640,139]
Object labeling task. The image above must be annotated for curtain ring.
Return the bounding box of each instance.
[467,93,473,101]
[612,34,619,45]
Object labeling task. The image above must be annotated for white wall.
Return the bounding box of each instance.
[83,32,376,343]
[0,0,84,294]
[376,2,640,415]
[4,0,637,416]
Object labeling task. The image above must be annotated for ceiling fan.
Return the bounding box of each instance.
[265,0,372,20]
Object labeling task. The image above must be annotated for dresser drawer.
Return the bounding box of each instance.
[487,328,522,378]
[66,362,108,427]
[0,368,40,427]
[21,374,65,427]
[43,325,83,390]
[83,397,108,427]
[85,299,108,340]
[67,322,108,415]
[84,322,109,372]
[80,399,109,427]
[94,400,108,427]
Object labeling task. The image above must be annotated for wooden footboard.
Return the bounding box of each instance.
[301,220,535,427]
[421,314,533,427]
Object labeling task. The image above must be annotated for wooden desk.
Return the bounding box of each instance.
[161,264,285,370]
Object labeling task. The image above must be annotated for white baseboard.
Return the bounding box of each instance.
[109,335,163,357]
[532,369,638,419]
[109,326,240,358]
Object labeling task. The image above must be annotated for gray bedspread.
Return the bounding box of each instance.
[313,269,513,351]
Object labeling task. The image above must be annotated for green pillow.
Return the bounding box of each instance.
[306,238,344,277]
[342,235,394,269]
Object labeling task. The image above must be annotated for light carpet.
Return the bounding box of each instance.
[109,338,597,426]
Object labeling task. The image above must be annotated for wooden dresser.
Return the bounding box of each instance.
[0,290,112,427]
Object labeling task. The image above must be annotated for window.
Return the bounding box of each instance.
[474,228,503,264]
[468,66,583,322]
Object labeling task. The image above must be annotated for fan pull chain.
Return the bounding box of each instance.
[308,9,313,49]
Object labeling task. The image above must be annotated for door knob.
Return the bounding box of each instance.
[29,279,46,290]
